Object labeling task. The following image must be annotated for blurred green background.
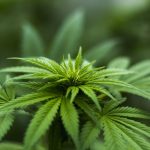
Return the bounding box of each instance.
[0,0,150,66]
[0,0,150,146]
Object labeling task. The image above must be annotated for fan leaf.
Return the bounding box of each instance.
[24,98,61,150]
[60,98,79,148]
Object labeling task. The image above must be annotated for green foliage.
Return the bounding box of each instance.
[85,40,118,64]
[19,10,118,66]
[66,86,79,103]
[0,1,150,150]
[108,58,150,99]
[0,142,23,150]
[79,85,101,110]
[80,121,101,150]
[101,101,150,150]
[108,57,130,70]
[0,112,14,140]
[0,142,45,150]
[90,140,105,150]
[24,98,61,150]
[22,23,44,57]
[0,92,57,111]
[61,98,79,148]
[0,77,15,140]
[0,50,150,150]
[50,10,84,60]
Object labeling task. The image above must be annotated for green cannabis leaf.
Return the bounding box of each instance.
[50,10,84,60]
[0,77,15,140]
[108,58,150,99]
[22,22,44,57]
[101,100,150,150]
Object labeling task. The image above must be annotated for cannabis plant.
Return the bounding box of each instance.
[0,49,150,150]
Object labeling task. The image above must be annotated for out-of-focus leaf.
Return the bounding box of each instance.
[0,142,22,150]
[0,74,6,83]
[0,112,14,140]
[112,0,149,17]
[124,60,150,83]
[50,10,84,60]
[80,121,101,150]
[85,40,118,64]
[108,57,130,69]
[21,23,44,57]
[90,140,106,150]
[0,142,46,150]
[108,57,130,80]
